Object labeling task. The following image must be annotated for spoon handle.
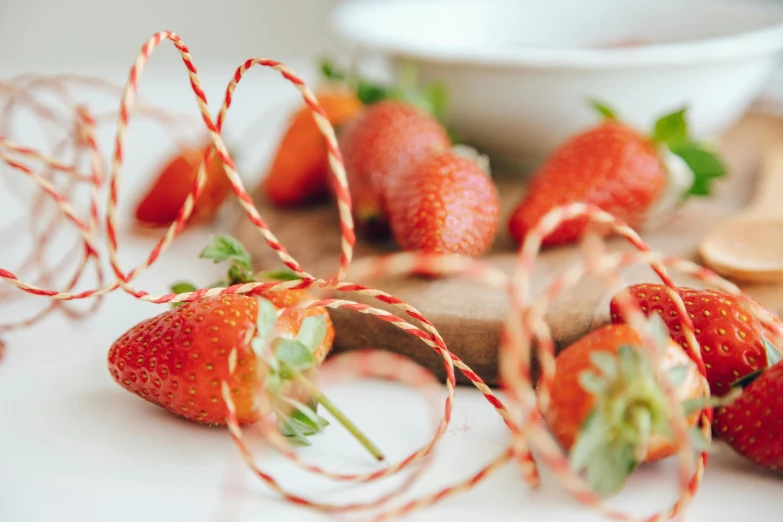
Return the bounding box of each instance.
[748,146,783,218]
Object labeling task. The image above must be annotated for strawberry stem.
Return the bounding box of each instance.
[288,366,385,461]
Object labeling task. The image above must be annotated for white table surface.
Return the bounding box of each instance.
[1,63,781,522]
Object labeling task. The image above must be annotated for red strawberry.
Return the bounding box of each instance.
[108,293,383,459]
[108,294,272,426]
[541,323,707,497]
[713,360,783,473]
[385,149,500,257]
[338,100,450,237]
[261,89,364,207]
[609,284,782,397]
[135,143,232,228]
[508,104,725,247]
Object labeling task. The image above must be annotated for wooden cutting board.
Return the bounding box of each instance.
[233,112,783,386]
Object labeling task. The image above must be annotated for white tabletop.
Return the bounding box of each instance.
[1,64,780,522]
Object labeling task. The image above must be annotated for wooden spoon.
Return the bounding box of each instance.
[699,145,783,283]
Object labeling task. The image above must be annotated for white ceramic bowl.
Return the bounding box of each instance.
[331,0,783,167]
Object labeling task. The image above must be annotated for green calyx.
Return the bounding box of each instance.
[198,233,304,287]
[320,57,450,126]
[590,100,726,198]
[253,297,330,444]
[175,234,384,459]
[571,343,699,498]
[253,296,385,460]
[168,234,303,307]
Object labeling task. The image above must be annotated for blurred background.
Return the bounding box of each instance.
[0,0,346,69]
[3,0,783,170]
[0,0,780,64]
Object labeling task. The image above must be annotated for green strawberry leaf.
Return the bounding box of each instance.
[277,397,330,431]
[589,351,618,379]
[682,397,710,417]
[277,407,330,442]
[266,371,282,394]
[571,408,638,498]
[588,443,637,498]
[569,410,606,471]
[670,144,727,196]
[320,58,346,82]
[649,107,726,197]
[257,268,302,282]
[423,83,448,122]
[317,56,450,124]
[251,297,279,357]
[652,108,688,148]
[648,314,672,354]
[731,368,764,389]
[276,340,316,378]
[169,281,198,308]
[681,390,739,417]
[617,344,643,376]
[356,80,389,106]
[763,336,782,367]
[666,364,690,388]
[276,414,314,444]
[295,314,327,353]
[590,99,618,121]
[578,370,608,395]
[171,281,197,294]
[227,264,252,285]
[199,234,252,272]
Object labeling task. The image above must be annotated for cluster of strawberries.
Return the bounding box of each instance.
[545,282,783,496]
[122,62,782,494]
[133,63,725,257]
[108,234,783,492]
[134,62,500,258]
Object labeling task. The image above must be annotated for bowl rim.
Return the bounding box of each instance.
[330,0,783,69]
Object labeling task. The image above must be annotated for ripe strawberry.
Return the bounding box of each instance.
[713,361,783,473]
[261,90,364,207]
[541,323,707,497]
[338,100,450,237]
[508,104,725,247]
[385,149,499,257]
[135,143,232,227]
[609,284,782,397]
[108,294,271,426]
[108,292,383,458]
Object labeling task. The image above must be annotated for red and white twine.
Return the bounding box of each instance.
[2,30,781,521]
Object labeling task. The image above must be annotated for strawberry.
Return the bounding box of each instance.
[508,103,726,247]
[108,292,382,458]
[713,361,783,473]
[540,322,708,497]
[261,89,364,207]
[338,100,450,238]
[134,143,232,227]
[108,294,274,426]
[609,284,782,397]
[385,149,499,257]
